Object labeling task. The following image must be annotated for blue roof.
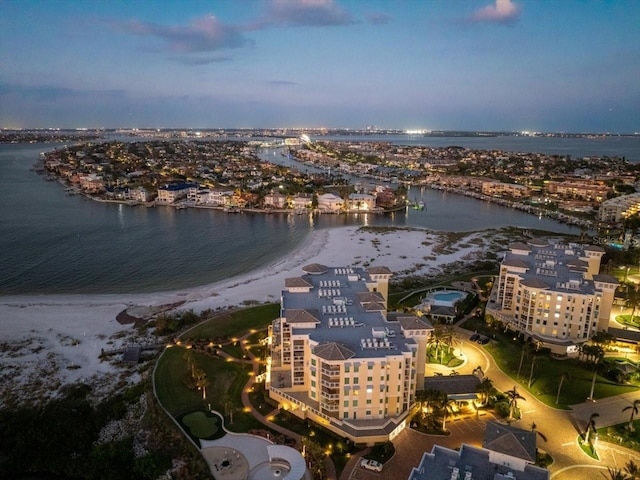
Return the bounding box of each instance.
[159,182,197,191]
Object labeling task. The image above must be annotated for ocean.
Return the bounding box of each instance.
[1,135,638,295]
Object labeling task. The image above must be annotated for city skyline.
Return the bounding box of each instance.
[1,0,639,132]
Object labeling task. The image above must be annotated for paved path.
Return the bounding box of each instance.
[341,320,639,480]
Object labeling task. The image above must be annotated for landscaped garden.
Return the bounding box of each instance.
[616,314,640,329]
[461,316,640,408]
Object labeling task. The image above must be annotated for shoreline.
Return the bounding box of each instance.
[1,225,514,405]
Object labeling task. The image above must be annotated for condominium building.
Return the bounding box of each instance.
[598,192,640,223]
[268,264,432,445]
[408,443,549,480]
[486,239,617,354]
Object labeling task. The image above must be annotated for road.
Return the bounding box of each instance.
[341,324,640,480]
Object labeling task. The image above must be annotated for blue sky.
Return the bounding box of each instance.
[1,0,638,132]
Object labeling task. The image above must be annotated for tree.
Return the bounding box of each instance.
[194,369,210,400]
[602,467,631,480]
[527,353,539,388]
[622,399,640,432]
[555,371,571,405]
[584,412,600,446]
[435,393,457,431]
[517,342,535,379]
[476,378,494,405]
[505,385,526,421]
[530,422,547,442]
[624,460,639,480]
[627,284,640,321]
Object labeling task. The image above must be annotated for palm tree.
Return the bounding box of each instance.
[627,284,640,322]
[435,393,457,431]
[530,422,547,442]
[505,385,526,421]
[517,342,535,379]
[476,377,494,405]
[624,460,639,480]
[584,412,600,445]
[601,467,631,480]
[555,371,570,405]
[623,399,640,432]
[194,369,210,400]
[527,353,538,388]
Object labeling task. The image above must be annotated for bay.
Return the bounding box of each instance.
[1,136,631,295]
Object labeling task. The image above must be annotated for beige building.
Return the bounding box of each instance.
[598,192,640,223]
[487,239,617,354]
[268,264,432,445]
[481,180,529,198]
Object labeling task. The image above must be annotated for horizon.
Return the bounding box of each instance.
[1,0,639,132]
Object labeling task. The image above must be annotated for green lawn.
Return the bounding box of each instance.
[615,314,640,328]
[461,317,639,408]
[598,419,640,451]
[183,303,280,341]
[181,411,222,439]
[427,345,464,367]
[154,345,265,433]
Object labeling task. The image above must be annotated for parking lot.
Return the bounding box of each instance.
[343,411,496,480]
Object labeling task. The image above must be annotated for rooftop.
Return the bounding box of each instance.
[281,266,431,359]
[408,444,549,480]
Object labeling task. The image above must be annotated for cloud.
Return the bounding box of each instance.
[169,55,232,65]
[0,83,124,101]
[252,0,355,28]
[470,0,520,23]
[112,15,252,53]
[364,12,392,25]
[265,80,298,86]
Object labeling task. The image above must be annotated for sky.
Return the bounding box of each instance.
[0,0,638,132]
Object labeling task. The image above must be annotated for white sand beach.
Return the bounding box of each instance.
[0,225,514,405]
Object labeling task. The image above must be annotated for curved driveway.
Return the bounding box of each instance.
[344,327,639,480]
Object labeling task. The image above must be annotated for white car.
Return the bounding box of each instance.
[360,458,383,472]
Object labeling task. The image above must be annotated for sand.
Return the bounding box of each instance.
[0,225,512,406]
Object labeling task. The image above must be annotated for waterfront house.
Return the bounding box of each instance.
[156,182,197,204]
[317,193,344,213]
[292,194,313,210]
[347,193,376,211]
[264,192,287,209]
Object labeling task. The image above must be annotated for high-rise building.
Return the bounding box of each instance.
[486,239,617,354]
[268,264,432,445]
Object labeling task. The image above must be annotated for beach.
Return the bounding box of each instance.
[0,225,512,406]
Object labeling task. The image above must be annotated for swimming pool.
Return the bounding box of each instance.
[429,290,468,307]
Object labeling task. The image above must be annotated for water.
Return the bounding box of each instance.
[2,136,634,295]
[312,134,640,162]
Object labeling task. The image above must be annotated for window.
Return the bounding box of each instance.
[311,380,316,388]
[367,376,373,382]
[366,399,372,405]
[353,400,358,407]
[345,378,349,384]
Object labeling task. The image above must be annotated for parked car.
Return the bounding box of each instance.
[478,337,490,345]
[360,459,383,472]
[469,333,480,341]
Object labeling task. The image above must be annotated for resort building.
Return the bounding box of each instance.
[598,192,640,223]
[268,264,433,445]
[486,239,618,354]
[408,443,549,480]
[482,421,538,470]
